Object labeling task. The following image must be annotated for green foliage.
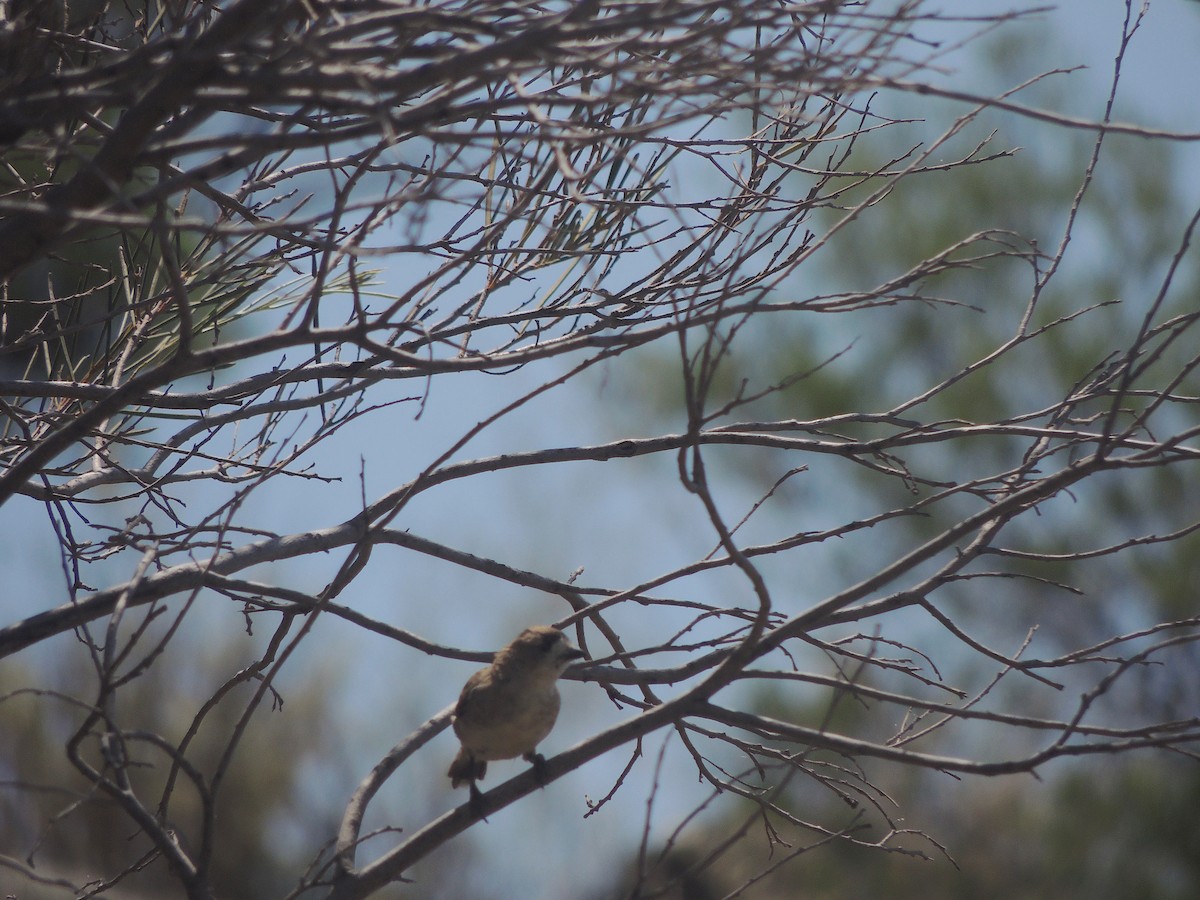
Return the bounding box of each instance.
[598,24,1200,900]
[0,628,340,899]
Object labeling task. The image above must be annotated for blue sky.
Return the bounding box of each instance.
[2,2,1199,896]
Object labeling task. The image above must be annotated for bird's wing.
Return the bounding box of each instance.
[454,668,492,719]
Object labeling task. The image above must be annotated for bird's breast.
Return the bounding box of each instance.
[454,683,562,761]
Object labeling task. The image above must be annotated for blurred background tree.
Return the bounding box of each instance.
[597,18,1200,900]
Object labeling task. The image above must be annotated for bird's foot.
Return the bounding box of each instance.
[468,781,488,819]
[524,751,548,786]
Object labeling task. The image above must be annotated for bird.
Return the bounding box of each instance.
[447,625,584,812]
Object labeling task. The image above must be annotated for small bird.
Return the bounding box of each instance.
[448,625,583,811]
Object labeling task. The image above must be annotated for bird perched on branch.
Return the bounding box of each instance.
[448,626,583,812]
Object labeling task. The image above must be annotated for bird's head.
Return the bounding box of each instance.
[499,626,584,680]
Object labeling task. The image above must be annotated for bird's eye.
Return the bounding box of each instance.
[540,632,560,652]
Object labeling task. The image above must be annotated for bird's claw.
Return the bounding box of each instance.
[468,781,487,818]
[524,751,548,785]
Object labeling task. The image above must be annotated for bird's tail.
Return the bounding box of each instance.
[448,748,487,788]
